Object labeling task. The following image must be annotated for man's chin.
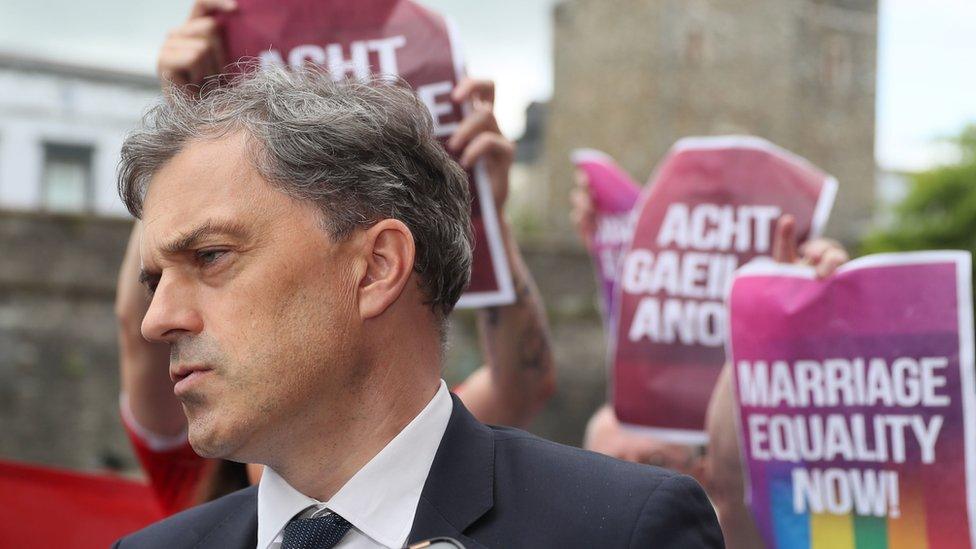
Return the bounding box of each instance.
[186,422,239,459]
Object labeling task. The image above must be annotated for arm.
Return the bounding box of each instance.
[702,214,849,547]
[461,227,556,427]
[117,222,186,437]
[570,170,597,249]
[704,364,763,549]
[448,79,556,427]
[118,222,217,514]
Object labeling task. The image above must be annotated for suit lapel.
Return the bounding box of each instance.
[194,485,259,549]
[407,395,493,549]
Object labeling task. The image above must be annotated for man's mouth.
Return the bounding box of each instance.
[170,364,213,384]
[171,364,215,397]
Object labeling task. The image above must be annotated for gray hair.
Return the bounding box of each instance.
[118,66,473,316]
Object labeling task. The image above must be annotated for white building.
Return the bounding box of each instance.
[0,51,159,217]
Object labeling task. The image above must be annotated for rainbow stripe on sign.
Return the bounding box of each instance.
[767,467,933,549]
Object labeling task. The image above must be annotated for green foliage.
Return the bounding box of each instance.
[861,125,976,317]
[861,125,976,255]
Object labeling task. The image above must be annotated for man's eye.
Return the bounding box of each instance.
[196,249,228,266]
[140,273,160,297]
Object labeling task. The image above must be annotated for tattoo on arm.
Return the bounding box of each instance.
[517,321,551,372]
[485,306,500,327]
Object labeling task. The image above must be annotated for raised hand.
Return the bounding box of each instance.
[771,214,849,278]
[157,0,237,92]
[448,78,513,210]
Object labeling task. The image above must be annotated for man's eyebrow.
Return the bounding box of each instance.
[158,219,252,255]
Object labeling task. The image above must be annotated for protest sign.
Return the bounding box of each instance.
[571,149,641,328]
[729,252,976,549]
[612,136,837,442]
[0,459,162,547]
[219,0,514,307]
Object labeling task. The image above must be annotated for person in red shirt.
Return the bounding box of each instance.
[117,1,556,516]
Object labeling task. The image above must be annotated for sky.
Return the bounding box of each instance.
[876,0,976,170]
[0,0,973,172]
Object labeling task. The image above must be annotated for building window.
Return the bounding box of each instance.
[42,142,94,213]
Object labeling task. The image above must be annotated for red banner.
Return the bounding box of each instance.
[0,459,162,548]
[219,0,514,307]
[611,136,837,442]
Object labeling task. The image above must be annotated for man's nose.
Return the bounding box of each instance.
[141,274,204,344]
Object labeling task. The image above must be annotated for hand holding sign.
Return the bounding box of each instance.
[449,78,514,211]
[157,0,236,91]
[570,150,641,327]
[772,214,849,277]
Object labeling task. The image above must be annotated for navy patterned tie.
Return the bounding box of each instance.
[281,510,353,549]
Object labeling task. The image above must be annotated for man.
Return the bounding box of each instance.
[113,67,722,548]
[117,0,556,515]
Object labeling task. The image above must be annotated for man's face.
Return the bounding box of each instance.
[139,133,364,461]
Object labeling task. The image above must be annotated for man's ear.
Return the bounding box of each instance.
[358,219,416,320]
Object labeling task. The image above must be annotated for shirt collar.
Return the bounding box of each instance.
[257,380,452,549]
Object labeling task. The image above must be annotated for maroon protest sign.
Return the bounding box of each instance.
[612,136,837,442]
[219,0,514,307]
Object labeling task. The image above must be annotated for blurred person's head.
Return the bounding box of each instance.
[584,405,704,479]
[117,66,472,466]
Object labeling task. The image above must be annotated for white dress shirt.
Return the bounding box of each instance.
[257,380,453,549]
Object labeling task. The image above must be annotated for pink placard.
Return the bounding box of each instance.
[728,252,976,549]
[571,149,641,329]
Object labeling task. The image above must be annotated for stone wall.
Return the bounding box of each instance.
[0,211,135,471]
[540,0,877,244]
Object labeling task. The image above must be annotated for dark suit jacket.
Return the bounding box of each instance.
[114,396,724,548]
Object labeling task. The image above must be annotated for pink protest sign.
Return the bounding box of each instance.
[219,0,514,307]
[728,252,976,549]
[571,149,641,328]
[612,136,837,442]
